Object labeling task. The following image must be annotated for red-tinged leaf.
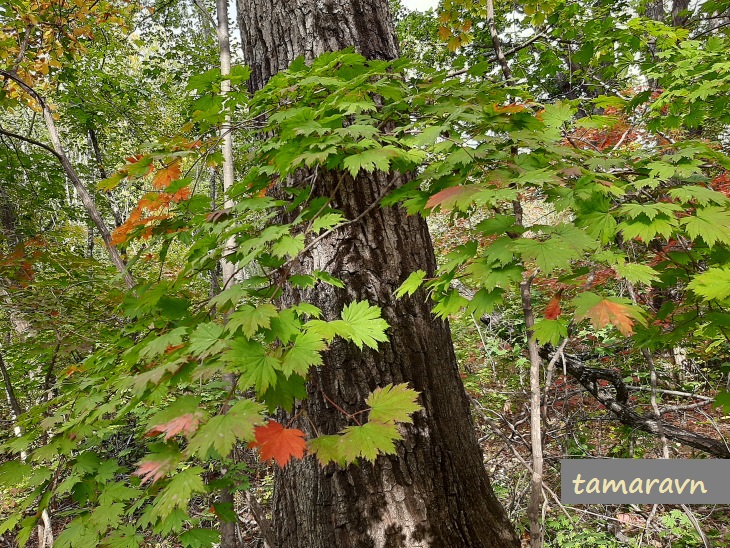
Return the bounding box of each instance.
[425,185,478,211]
[152,161,182,189]
[544,296,562,320]
[170,187,192,202]
[125,154,143,163]
[249,420,306,468]
[437,25,452,40]
[206,208,232,223]
[146,413,200,440]
[133,456,177,484]
[573,293,645,337]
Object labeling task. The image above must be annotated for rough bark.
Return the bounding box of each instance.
[236,1,519,546]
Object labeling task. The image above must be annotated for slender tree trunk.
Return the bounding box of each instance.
[519,277,544,548]
[1,349,54,546]
[0,350,23,426]
[216,0,237,290]
[236,2,518,546]
[0,70,134,289]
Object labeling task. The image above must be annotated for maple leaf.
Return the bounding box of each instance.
[133,454,179,484]
[366,384,421,424]
[425,185,479,211]
[152,161,182,189]
[572,292,646,336]
[249,420,306,467]
[186,399,264,459]
[544,293,562,320]
[145,396,207,440]
[340,421,401,463]
[147,413,201,440]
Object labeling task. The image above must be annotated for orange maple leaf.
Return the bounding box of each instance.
[581,299,637,336]
[146,413,200,440]
[152,160,182,189]
[249,421,306,468]
[544,295,562,320]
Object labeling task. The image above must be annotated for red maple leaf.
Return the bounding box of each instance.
[146,413,200,440]
[133,456,177,484]
[249,421,306,468]
[425,185,478,211]
[544,290,563,320]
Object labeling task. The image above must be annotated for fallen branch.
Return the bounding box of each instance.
[540,349,730,458]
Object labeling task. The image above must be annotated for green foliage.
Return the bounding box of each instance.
[3,0,730,543]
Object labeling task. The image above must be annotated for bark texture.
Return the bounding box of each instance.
[236,1,519,546]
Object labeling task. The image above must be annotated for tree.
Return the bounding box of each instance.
[235,0,519,546]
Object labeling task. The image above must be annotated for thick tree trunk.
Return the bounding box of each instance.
[236,2,519,546]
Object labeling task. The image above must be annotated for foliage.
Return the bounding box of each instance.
[2,0,730,544]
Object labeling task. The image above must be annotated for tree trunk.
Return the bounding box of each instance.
[236,1,519,546]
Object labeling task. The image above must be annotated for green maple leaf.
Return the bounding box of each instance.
[576,210,618,244]
[238,353,281,393]
[99,483,142,506]
[186,399,264,459]
[151,467,206,519]
[395,270,427,298]
[312,212,345,233]
[308,435,346,466]
[619,202,683,220]
[482,236,515,266]
[261,372,307,412]
[271,234,305,258]
[139,327,188,360]
[465,288,504,317]
[188,323,226,358]
[681,206,730,247]
[89,502,124,530]
[340,421,402,463]
[688,268,730,301]
[669,186,729,206]
[281,331,325,376]
[207,285,248,313]
[227,304,278,338]
[342,148,391,177]
[55,518,96,548]
[513,237,578,273]
[268,308,302,344]
[531,319,568,346]
[319,301,390,350]
[366,384,421,424]
[618,214,678,241]
[179,528,220,548]
[541,101,576,131]
[613,262,660,285]
[432,289,470,319]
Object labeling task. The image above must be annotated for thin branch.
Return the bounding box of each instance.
[0,127,62,160]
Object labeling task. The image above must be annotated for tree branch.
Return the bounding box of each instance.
[0,126,62,161]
